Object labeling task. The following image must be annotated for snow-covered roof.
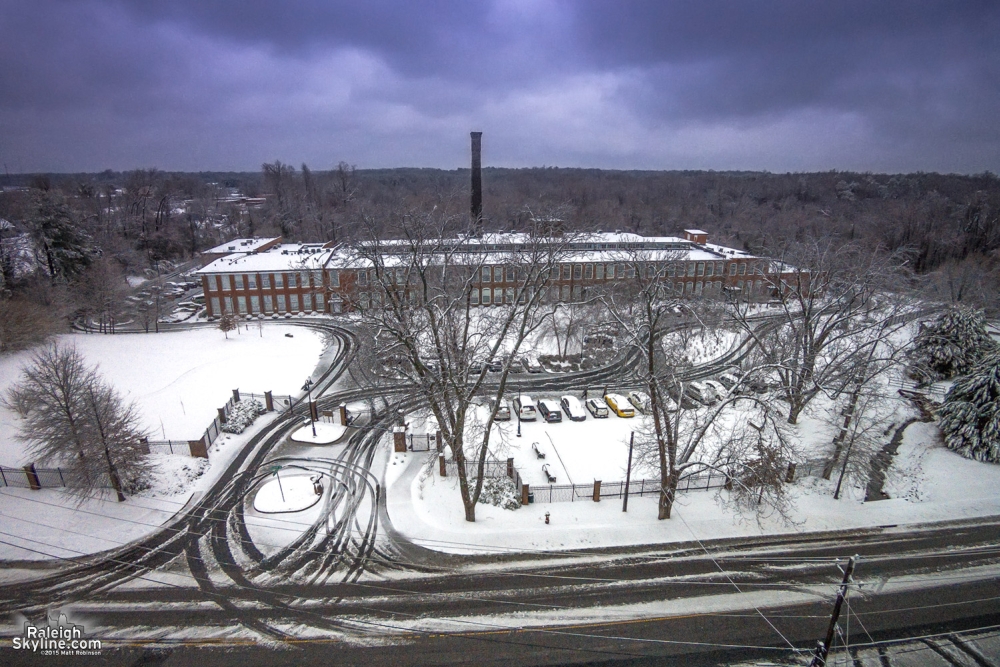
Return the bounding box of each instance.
[684,228,708,235]
[202,237,280,255]
[197,243,332,274]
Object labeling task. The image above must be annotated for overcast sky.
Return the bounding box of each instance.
[1,1,998,174]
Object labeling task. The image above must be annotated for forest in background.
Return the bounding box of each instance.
[1,165,998,351]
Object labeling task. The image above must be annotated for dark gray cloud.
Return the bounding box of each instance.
[0,0,997,173]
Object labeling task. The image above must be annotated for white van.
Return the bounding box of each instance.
[513,395,537,421]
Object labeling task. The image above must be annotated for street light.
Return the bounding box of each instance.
[302,378,316,437]
[516,387,522,437]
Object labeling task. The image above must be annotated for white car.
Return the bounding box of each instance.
[703,380,727,402]
[627,391,651,413]
[559,395,587,421]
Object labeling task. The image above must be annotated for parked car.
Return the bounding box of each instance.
[703,380,727,401]
[627,391,651,414]
[509,358,524,373]
[586,398,609,418]
[559,395,587,421]
[604,393,635,418]
[716,373,739,391]
[513,395,537,421]
[469,360,484,375]
[686,382,717,406]
[492,398,511,421]
[538,399,562,423]
[523,357,544,373]
[487,358,504,373]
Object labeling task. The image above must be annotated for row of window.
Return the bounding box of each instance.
[210,292,325,315]
[211,270,339,292]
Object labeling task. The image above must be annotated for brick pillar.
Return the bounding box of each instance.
[393,426,406,453]
[435,429,443,452]
[138,437,151,455]
[339,402,348,425]
[439,453,447,477]
[189,437,209,459]
[521,483,530,505]
[593,479,601,502]
[507,457,514,479]
[24,464,41,490]
[265,391,274,412]
[785,462,796,483]
[232,388,241,403]
[217,407,227,424]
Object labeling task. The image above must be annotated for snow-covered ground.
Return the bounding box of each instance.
[290,422,348,445]
[0,325,325,464]
[253,474,323,513]
[385,420,1000,555]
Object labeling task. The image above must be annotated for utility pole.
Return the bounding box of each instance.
[810,555,858,667]
[622,431,634,512]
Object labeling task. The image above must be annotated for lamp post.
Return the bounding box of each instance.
[623,431,634,512]
[516,387,522,437]
[303,378,316,437]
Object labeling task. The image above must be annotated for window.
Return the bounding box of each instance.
[234,275,244,289]
[262,274,271,289]
[562,265,571,280]
[471,289,479,305]
[210,297,221,315]
[290,294,299,311]
[573,265,582,280]
[595,264,604,280]
[617,264,625,278]
[647,265,656,278]
[696,263,704,277]
[585,264,593,280]
[738,280,745,291]
[248,275,257,289]
[626,265,636,278]
[560,285,570,300]
[225,297,234,313]
[572,285,582,301]
[396,268,405,285]
[275,273,285,288]
[329,270,340,287]
[606,264,615,279]
[481,288,491,305]
[250,295,259,313]
[687,263,696,277]
[667,264,676,277]
[705,263,713,277]
[506,266,514,282]
[359,294,369,310]
[300,271,309,287]
[220,275,231,290]
[666,281,674,294]
[506,288,514,304]
[482,266,491,283]
[695,282,703,296]
[739,263,747,275]
[358,270,367,286]
[729,263,737,276]
[263,295,272,313]
[277,294,286,311]
[303,294,312,311]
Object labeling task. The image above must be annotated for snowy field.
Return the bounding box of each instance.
[386,420,1000,554]
[0,325,325,464]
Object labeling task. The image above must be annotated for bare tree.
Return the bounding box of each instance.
[3,343,150,498]
[731,240,912,425]
[352,214,566,521]
[603,250,795,520]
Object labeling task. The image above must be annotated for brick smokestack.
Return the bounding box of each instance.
[470,131,483,233]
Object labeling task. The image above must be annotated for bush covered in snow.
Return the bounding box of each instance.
[477,476,521,510]
[938,351,1000,463]
[908,306,997,383]
[221,399,265,434]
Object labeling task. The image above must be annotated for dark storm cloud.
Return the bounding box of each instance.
[0,0,997,173]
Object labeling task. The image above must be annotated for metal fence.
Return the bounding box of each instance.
[445,458,510,481]
[0,465,113,490]
[146,440,192,456]
[408,433,439,452]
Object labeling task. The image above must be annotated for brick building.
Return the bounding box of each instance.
[197,230,795,319]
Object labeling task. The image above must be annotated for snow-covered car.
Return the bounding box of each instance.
[487,358,504,372]
[559,395,587,421]
[469,361,484,375]
[538,399,562,423]
[686,382,717,405]
[513,395,537,421]
[491,398,511,421]
[627,391,651,413]
[703,380,727,401]
[523,357,543,373]
[716,373,739,391]
[586,398,609,418]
